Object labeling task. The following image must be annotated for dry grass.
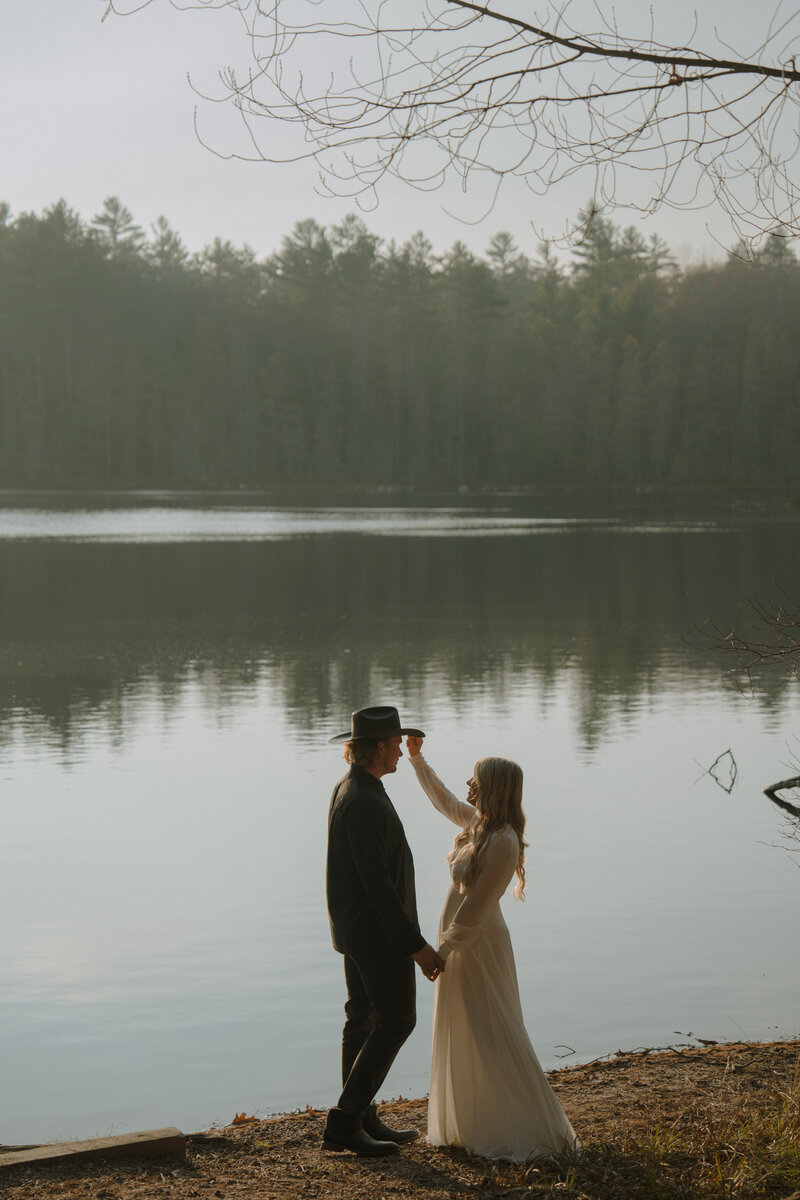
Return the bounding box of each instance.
[506,1051,800,1199]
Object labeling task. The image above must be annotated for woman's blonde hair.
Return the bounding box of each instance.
[449,756,527,899]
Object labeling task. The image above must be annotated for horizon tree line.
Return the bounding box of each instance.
[0,195,798,490]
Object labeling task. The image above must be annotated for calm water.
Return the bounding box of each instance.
[2,492,799,1144]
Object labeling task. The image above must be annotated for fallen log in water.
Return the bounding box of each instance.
[764,775,800,816]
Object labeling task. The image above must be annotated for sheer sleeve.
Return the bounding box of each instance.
[438,831,519,960]
[409,753,475,828]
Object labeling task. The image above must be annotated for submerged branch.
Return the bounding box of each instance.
[764,776,800,817]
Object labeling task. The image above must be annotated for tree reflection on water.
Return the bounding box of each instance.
[0,513,795,754]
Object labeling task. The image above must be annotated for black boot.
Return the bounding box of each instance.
[321,1106,399,1156]
[362,1103,420,1144]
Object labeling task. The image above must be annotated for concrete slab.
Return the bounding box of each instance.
[0,1128,186,1170]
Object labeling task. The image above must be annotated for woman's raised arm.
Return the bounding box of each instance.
[405,737,475,828]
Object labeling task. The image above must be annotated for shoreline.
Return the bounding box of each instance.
[1,482,799,501]
[3,1038,798,1199]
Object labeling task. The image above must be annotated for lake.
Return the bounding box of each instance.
[1,490,799,1145]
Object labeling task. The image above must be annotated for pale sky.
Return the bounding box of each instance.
[0,1,793,262]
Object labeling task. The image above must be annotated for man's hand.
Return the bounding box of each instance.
[406,735,424,758]
[412,943,446,981]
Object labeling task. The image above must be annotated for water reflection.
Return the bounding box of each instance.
[0,514,796,752]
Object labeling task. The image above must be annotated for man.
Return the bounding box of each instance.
[322,705,445,1156]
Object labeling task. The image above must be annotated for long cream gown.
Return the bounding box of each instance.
[410,754,579,1163]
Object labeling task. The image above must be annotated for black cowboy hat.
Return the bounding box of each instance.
[328,705,425,745]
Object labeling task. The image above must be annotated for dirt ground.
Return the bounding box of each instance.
[2,1040,798,1200]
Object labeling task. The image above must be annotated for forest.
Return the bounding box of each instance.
[0,195,798,490]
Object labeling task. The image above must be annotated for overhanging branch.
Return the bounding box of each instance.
[445,0,800,84]
[106,1,800,242]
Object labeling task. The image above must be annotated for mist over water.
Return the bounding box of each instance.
[2,494,799,1143]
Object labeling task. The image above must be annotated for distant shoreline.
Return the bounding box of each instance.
[1,483,799,503]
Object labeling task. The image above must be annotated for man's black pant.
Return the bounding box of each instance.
[337,950,416,1117]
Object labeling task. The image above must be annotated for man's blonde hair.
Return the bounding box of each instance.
[343,738,384,767]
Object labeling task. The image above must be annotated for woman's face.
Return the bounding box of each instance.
[467,770,480,807]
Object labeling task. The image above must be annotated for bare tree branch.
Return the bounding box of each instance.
[106,1,800,244]
[694,585,800,697]
[446,0,800,85]
[707,749,738,794]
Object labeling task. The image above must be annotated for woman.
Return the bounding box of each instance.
[406,735,578,1163]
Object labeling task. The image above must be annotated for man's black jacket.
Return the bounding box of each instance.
[326,764,426,960]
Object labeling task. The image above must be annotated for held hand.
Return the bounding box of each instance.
[406,735,424,758]
[412,942,445,982]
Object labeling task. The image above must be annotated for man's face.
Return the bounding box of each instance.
[376,735,403,776]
